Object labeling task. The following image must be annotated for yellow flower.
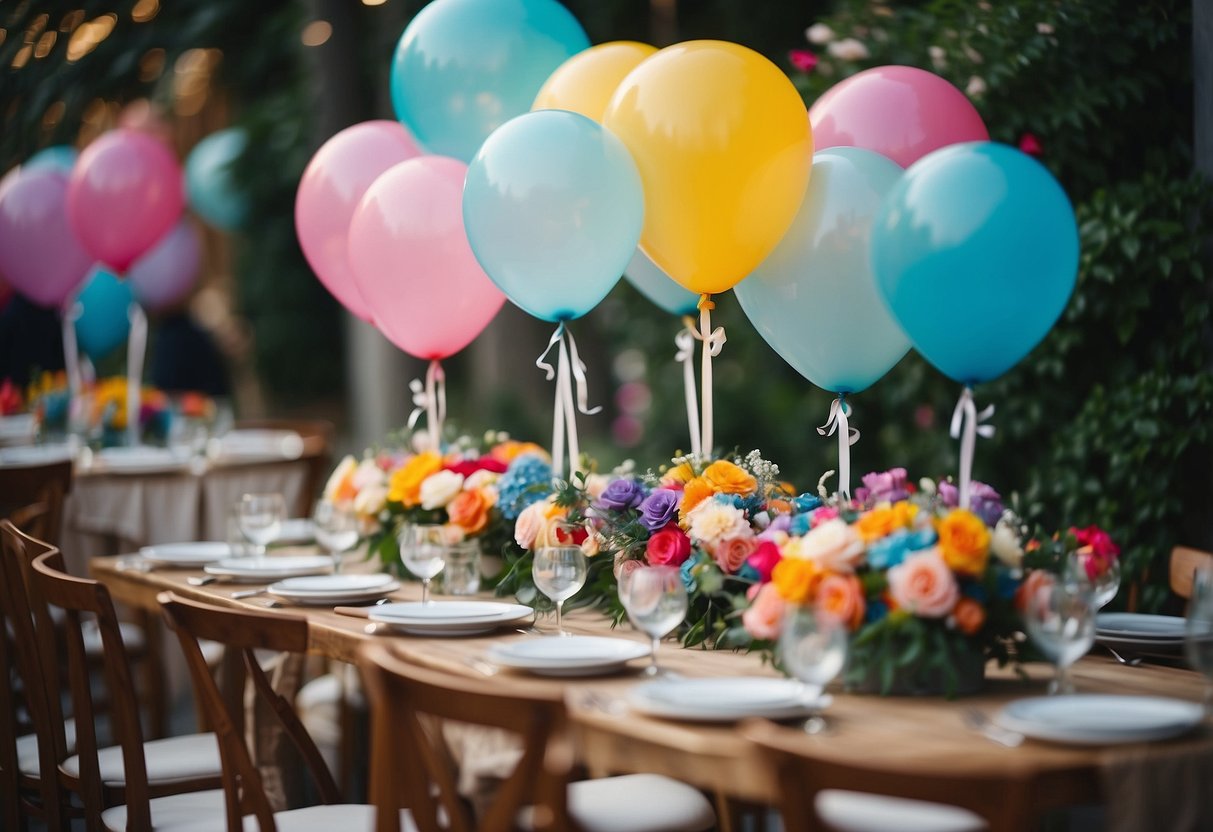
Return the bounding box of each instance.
[854,501,919,542]
[678,477,715,521]
[489,440,548,464]
[701,460,757,496]
[388,451,443,507]
[772,557,825,604]
[661,462,696,486]
[935,509,990,576]
[891,500,919,528]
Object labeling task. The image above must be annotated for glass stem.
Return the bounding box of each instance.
[1055,662,1069,695]
[421,578,430,605]
[651,637,660,674]
[555,600,564,635]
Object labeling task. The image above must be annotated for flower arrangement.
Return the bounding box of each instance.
[88,377,175,445]
[0,379,25,415]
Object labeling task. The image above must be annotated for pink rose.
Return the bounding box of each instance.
[796,519,864,573]
[809,506,839,528]
[646,524,691,567]
[614,556,643,582]
[747,540,783,582]
[513,499,549,550]
[887,549,959,618]
[714,536,756,574]
[742,583,786,641]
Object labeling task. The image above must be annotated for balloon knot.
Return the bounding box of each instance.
[697,293,715,311]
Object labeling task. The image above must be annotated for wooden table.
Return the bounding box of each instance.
[92,553,1213,827]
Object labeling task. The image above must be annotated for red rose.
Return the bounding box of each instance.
[445,457,508,478]
[1070,525,1119,559]
[747,540,783,582]
[646,524,691,567]
[789,49,818,72]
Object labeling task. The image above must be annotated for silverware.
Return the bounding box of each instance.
[1103,644,1144,667]
[962,708,1024,747]
[187,575,218,586]
[579,692,627,716]
[231,588,268,600]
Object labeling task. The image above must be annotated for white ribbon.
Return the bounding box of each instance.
[674,322,701,457]
[689,297,726,456]
[125,303,148,447]
[949,386,995,510]
[817,397,860,500]
[407,359,447,452]
[61,301,83,434]
[536,323,601,480]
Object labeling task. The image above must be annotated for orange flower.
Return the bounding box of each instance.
[661,462,696,486]
[953,597,986,635]
[489,440,548,464]
[818,573,866,630]
[388,451,443,507]
[702,460,757,496]
[935,509,990,576]
[447,489,491,535]
[854,506,898,542]
[772,557,825,604]
[679,477,715,519]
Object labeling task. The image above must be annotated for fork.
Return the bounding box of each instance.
[962,709,1024,747]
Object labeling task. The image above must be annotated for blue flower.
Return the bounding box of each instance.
[496,454,553,519]
[792,493,822,513]
[867,531,911,570]
[680,553,702,594]
[737,563,761,583]
[995,567,1019,600]
[789,514,812,536]
[864,599,889,623]
[906,527,938,551]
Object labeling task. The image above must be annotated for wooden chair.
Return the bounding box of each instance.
[1169,546,1213,604]
[742,718,1037,832]
[233,419,334,517]
[0,458,73,545]
[359,642,716,832]
[27,548,223,831]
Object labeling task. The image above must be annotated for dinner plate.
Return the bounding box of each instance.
[0,414,36,443]
[995,695,1203,745]
[94,446,190,474]
[204,555,333,582]
[487,636,651,676]
[627,677,831,723]
[1096,613,1186,640]
[369,602,534,636]
[267,575,400,605]
[210,430,304,463]
[0,443,75,465]
[139,542,233,567]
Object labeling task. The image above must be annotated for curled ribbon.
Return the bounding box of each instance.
[125,303,148,448]
[60,301,83,434]
[674,322,701,457]
[949,386,995,510]
[536,323,600,480]
[406,360,447,452]
[690,295,726,456]
[817,397,860,500]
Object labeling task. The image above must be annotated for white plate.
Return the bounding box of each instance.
[211,430,304,463]
[487,636,651,676]
[627,677,831,722]
[94,446,190,474]
[274,518,315,544]
[0,443,75,465]
[274,574,395,593]
[0,414,36,442]
[995,695,1203,745]
[1096,613,1187,640]
[139,542,232,567]
[372,601,519,620]
[204,555,333,582]
[268,580,400,606]
[369,602,534,636]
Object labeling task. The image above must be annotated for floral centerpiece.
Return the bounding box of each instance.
[0,378,25,415]
[89,377,175,446]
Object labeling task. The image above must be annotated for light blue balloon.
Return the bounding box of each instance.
[625,249,700,317]
[390,0,589,163]
[736,147,910,394]
[26,145,78,174]
[463,110,643,322]
[185,128,250,230]
[74,268,134,361]
[871,142,1078,384]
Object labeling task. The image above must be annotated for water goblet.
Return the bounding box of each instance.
[779,604,848,733]
[1184,566,1213,715]
[398,524,447,604]
[1064,547,1121,609]
[238,493,286,559]
[1024,572,1097,695]
[619,566,687,675]
[312,499,359,572]
[533,544,587,636]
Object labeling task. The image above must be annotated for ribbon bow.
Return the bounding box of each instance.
[407,360,447,451]
[949,386,995,510]
[689,295,727,455]
[675,323,702,456]
[817,397,860,499]
[537,323,601,480]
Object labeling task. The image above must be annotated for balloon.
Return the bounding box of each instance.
[736,147,909,394]
[533,41,657,122]
[67,129,184,273]
[26,145,78,174]
[127,220,202,311]
[295,120,422,323]
[463,110,642,322]
[624,249,699,317]
[74,267,134,361]
[348,156,505,359]
[185,129,250,230]
[603,41,813,296]
[0,169,92,308]
[871,142,1078,384]
[390,0,589,162]
[810,66,988,169]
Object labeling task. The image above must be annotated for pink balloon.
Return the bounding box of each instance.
[295,120,422,322]
[67,129,185,272]
[348,156,506,360]
[0,169,93,308]
[128,219,203,311]
[809,66,989,168]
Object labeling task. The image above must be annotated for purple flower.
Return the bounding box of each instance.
[637,488,679,531]
[596,478,645,512]
[859,467,910,504]
[939,480,1003,526]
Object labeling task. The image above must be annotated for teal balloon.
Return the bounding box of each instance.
[74,268,133,361]
[26,145,78,174]
[736,147,910,394]
[390,0,589,163]
[625,249,699,317]
[871,142,1078,384]
[185,129,249,230]
[463,110,642,322]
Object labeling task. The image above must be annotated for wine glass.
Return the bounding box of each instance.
[238,493,286,559]
[398,524,447,604]
[619,566,687,675]
[1024,572,1097,695]
[1184,566,1213,715]
[779,604,848,733]
[533,545,587,636]
[1064,547,1121,609]
[312,499,359,572]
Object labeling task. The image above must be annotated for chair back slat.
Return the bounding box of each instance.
[1170,546,1213,602]
[0,460,73,545]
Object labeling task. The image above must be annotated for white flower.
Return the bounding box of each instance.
[686,501,750,547]
[1036,22,1054,35]
[827,38,870,61]
[420,470,464,509]
[464,469,498,492]
[353,483,388,518]
[965,75,987,97]
[787,518,864,573]
[806,23,835,44]
[929,45,947,69]
[990,521,1024,568]
[963,44,984,64]
[352,458,387,490]
[918,477,937,496]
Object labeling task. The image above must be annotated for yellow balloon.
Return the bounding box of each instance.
[603,41,813,295]
[532,41,658,123]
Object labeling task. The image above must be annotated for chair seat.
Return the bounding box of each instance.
[102,791,416,832]
[567,773,716,832]
[817,790,988,832]
[61,732,220,787]
[17,717,76,776]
